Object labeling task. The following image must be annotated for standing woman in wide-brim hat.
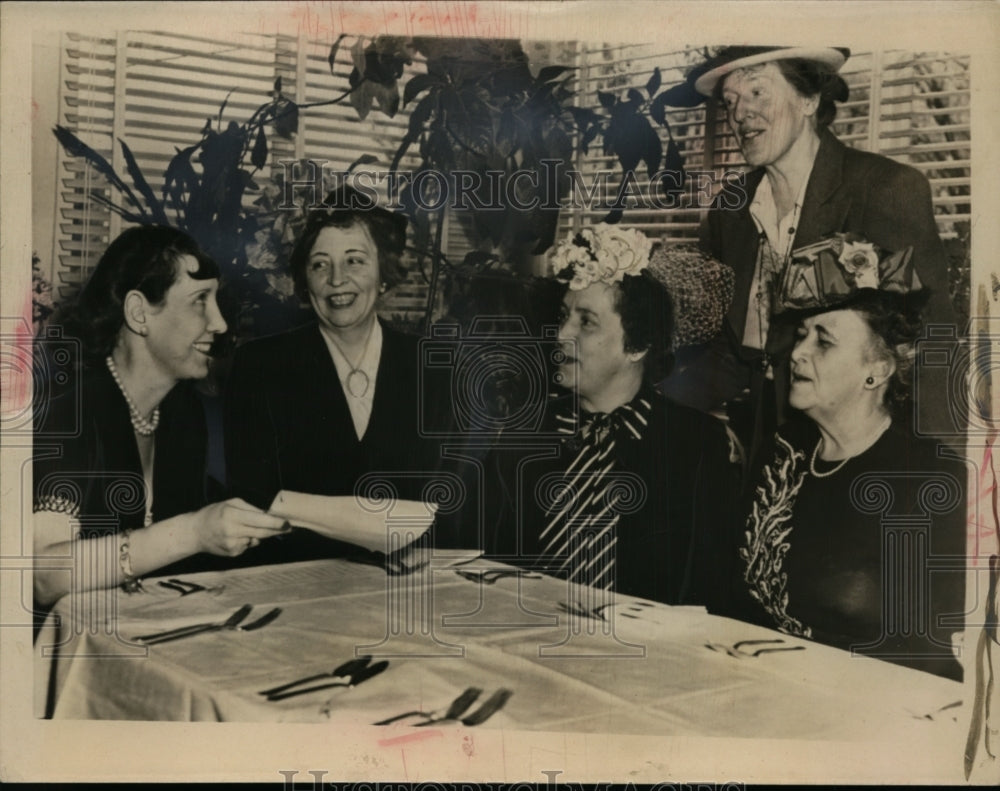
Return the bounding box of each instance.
[661,45,955,471]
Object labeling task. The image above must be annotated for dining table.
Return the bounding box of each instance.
[33,548,970,780]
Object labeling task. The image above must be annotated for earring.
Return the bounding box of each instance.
[379,283,387,293]
[139,326,148,337]
[865,376,874,385]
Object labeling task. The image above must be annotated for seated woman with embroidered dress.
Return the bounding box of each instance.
[476,225,738,605]
[33,226,287,611]
[224,187,451,564]
[721,235,966,680]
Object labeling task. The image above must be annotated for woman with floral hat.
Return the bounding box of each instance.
[479,224,737,606]
[662,46,955,470]
[720,235,966,680]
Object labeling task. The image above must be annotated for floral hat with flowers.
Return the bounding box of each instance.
[774,232,921,314]
[548,223,653,289]
[549,223,735,348]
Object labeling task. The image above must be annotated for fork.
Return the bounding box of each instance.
[375,687,513,727]
[134,603,253,644]
[458,688,513,726]
[138,606,281,643]
[258,656,373,697]
[264,659,389,701]
[156,578,225,596]
[455,569,542,585]
[376,686,483,726]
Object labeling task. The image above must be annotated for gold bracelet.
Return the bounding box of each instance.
[118,529,144,594]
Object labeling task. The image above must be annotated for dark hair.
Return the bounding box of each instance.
[774,58,850,129]
[289,192,408,302]
[839,290,926,414]
[714,57,849,130]
[615,271,676,384]
[56,225,218,362]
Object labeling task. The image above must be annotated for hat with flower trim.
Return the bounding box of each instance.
[548,224,735,348]
[773,232,922,314]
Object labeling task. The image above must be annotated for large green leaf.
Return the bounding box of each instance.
[327,34,347,76]
[162,143,201,223]
[402,73,438,107]
[118,137,169,223]
[250,126,268,169]
[537,65,574,83]
[389,93,435,176]
[272,99,299,138]
[53,125,142,213]
[646,67,662,98]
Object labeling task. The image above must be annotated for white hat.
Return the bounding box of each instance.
[693,46,849,96]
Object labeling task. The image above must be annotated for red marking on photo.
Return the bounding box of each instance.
[377,730,442,748]
[0,307,35,418]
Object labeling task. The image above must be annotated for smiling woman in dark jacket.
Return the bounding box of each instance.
[224,188,449,564]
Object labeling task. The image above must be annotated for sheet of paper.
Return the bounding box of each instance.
[267,491,436,553]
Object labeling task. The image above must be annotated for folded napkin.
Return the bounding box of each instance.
[268,491,437,553]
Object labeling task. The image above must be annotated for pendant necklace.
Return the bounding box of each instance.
[327,319,376,398]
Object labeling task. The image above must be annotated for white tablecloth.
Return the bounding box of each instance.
[35,552,965,746]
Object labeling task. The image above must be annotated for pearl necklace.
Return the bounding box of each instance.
[809,417,892,479]
[325,320,376,398]
[809,440,850,478]
[106,355,160,436]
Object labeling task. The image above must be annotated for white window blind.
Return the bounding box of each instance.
[565,45,970,243]
[53,37,971,325]
[54,30,435,328]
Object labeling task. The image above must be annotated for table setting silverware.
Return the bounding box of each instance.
[156,578,224,596]
[374,686,513,727]
[454,569,542,585]
[259,657,371,696]
[704,638,806,658]
[260,655,389,701]
[133,604,281,644]
[239,607,282,631]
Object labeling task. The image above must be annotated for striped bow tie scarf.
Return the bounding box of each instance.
[536,396,653,590]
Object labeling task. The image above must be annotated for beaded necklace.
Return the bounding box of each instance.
[105,355,160,436]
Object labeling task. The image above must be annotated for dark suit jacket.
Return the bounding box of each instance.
[665,128,955,427]
[224,321,450,563]
[476,389,739,606]
[706,127,953,356]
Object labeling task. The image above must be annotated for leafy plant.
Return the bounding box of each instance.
[329,35,709,331]
[52,75,371,340]
[32,251,56,335]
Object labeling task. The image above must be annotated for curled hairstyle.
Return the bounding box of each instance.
[289,192,409,302]
[58,225,218,362]
[615,271,676,384]
[844,290,927,415]
[714,56,849,130]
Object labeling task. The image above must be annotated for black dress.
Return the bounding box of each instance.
[725,418,967,680]
[32,362,212,596]
[224,320,453,564]
[475,386,739,606]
